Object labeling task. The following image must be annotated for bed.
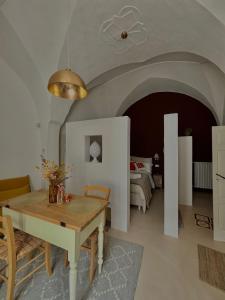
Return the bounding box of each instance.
[130,156,155,213]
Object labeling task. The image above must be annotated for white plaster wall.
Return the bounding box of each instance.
[200,63,225,123]
[66,117,130,232]
[164,114,178,238]
[3,0,225,84]
[1,0,78,86]
[67,61,224,124]
[1,0,225,170]
[54,0,225,81]
[0,58,41,189]
[196,0,225,25]
[178,137,193,206]
[2,0,225,128]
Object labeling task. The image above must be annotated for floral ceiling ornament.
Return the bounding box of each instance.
[100,6,148,53]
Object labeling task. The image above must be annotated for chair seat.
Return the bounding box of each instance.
[82,230,98,250]
[0,230,42,261]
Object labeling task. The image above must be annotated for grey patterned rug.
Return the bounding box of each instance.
[0,237,143,300]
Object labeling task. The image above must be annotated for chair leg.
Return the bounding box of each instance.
[89,237,97,283]
[103,232,107,256]
[6,261,16,300]
[64,251,69,268]
[44,242,52,276]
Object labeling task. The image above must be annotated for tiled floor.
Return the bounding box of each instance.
[109,190,225,300]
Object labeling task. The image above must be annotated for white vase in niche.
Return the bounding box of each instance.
[90,141,101,163]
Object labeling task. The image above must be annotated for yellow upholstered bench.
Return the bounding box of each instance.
[0,175,31,215]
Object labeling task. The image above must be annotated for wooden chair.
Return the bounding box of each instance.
[64,185,110,283]
[0,215,52,300]
[0,176,31,216]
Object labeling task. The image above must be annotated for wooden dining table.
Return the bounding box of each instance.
[1,190,108,300]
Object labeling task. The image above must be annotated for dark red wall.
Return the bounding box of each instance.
[124,92,217,171]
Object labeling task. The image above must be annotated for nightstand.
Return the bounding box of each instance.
[153,174,163,188]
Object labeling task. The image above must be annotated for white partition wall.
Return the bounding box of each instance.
[178,136,193,206]
[66,117,130,232]
[212,126,225,242]
[164,114,178,238]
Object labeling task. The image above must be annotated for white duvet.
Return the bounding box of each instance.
[130,170,155,189]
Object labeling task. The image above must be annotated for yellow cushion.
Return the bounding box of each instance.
[0,184,30,202]
[0,175,30,192]
[0,176,31,216]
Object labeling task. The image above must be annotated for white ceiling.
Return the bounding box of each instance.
[0,0,6,7]
[1,0,225,85]
[1,0,225,128]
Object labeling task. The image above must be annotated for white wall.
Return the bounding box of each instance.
[2,0,225,185]
[60,60,224,168]
[178,137,193,206]
[164,114,178,238]
[0,58,41,189]
[66,117,130,232]
[2,0,225,135]
[66,61,225,125]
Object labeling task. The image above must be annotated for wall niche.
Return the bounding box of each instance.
[85,135,102,163]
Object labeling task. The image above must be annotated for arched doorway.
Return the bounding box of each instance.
[124,91,217,236]
[124,92,217,174]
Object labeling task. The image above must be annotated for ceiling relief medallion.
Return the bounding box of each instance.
[99,6,148,53]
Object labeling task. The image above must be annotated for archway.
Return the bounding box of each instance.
[124,91,217,238]
[116,77,219,124]
[123,92,217,168]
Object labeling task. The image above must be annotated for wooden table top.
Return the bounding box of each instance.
[1,191,108,231]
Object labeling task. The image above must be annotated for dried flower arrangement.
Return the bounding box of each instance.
[36,155,71,203]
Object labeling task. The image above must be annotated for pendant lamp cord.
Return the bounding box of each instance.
[66,0,71,69]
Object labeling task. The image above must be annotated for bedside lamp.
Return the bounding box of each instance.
[153,153,162,188]
[154,153,160,168]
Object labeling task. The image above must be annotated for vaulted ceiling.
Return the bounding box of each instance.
[1,0,225,144]
[1,0,225,85]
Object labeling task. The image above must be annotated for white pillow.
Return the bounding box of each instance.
[131,156,153,174]
[130,173,142,179]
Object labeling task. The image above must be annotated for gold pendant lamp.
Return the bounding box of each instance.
[47,1,88,100]
[48,69,88,100]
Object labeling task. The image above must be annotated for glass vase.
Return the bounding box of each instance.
[49,183,58,204]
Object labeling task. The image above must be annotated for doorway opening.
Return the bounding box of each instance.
[123,92,217,236]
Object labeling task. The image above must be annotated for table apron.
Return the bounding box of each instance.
[80,211,105,245]
[2,207,105,252]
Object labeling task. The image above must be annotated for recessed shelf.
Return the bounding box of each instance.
[85,135,102,163]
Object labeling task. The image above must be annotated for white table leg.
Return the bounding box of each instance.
[69,261,78,300]
[68,234,80,300]
[98,222,104,274]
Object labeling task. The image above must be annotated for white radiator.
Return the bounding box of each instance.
[193,162,212,189]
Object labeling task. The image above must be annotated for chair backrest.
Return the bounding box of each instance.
[83,185,111,202]
[0,175,31,202]
[0,176,31,216]
[0,215,16,266]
